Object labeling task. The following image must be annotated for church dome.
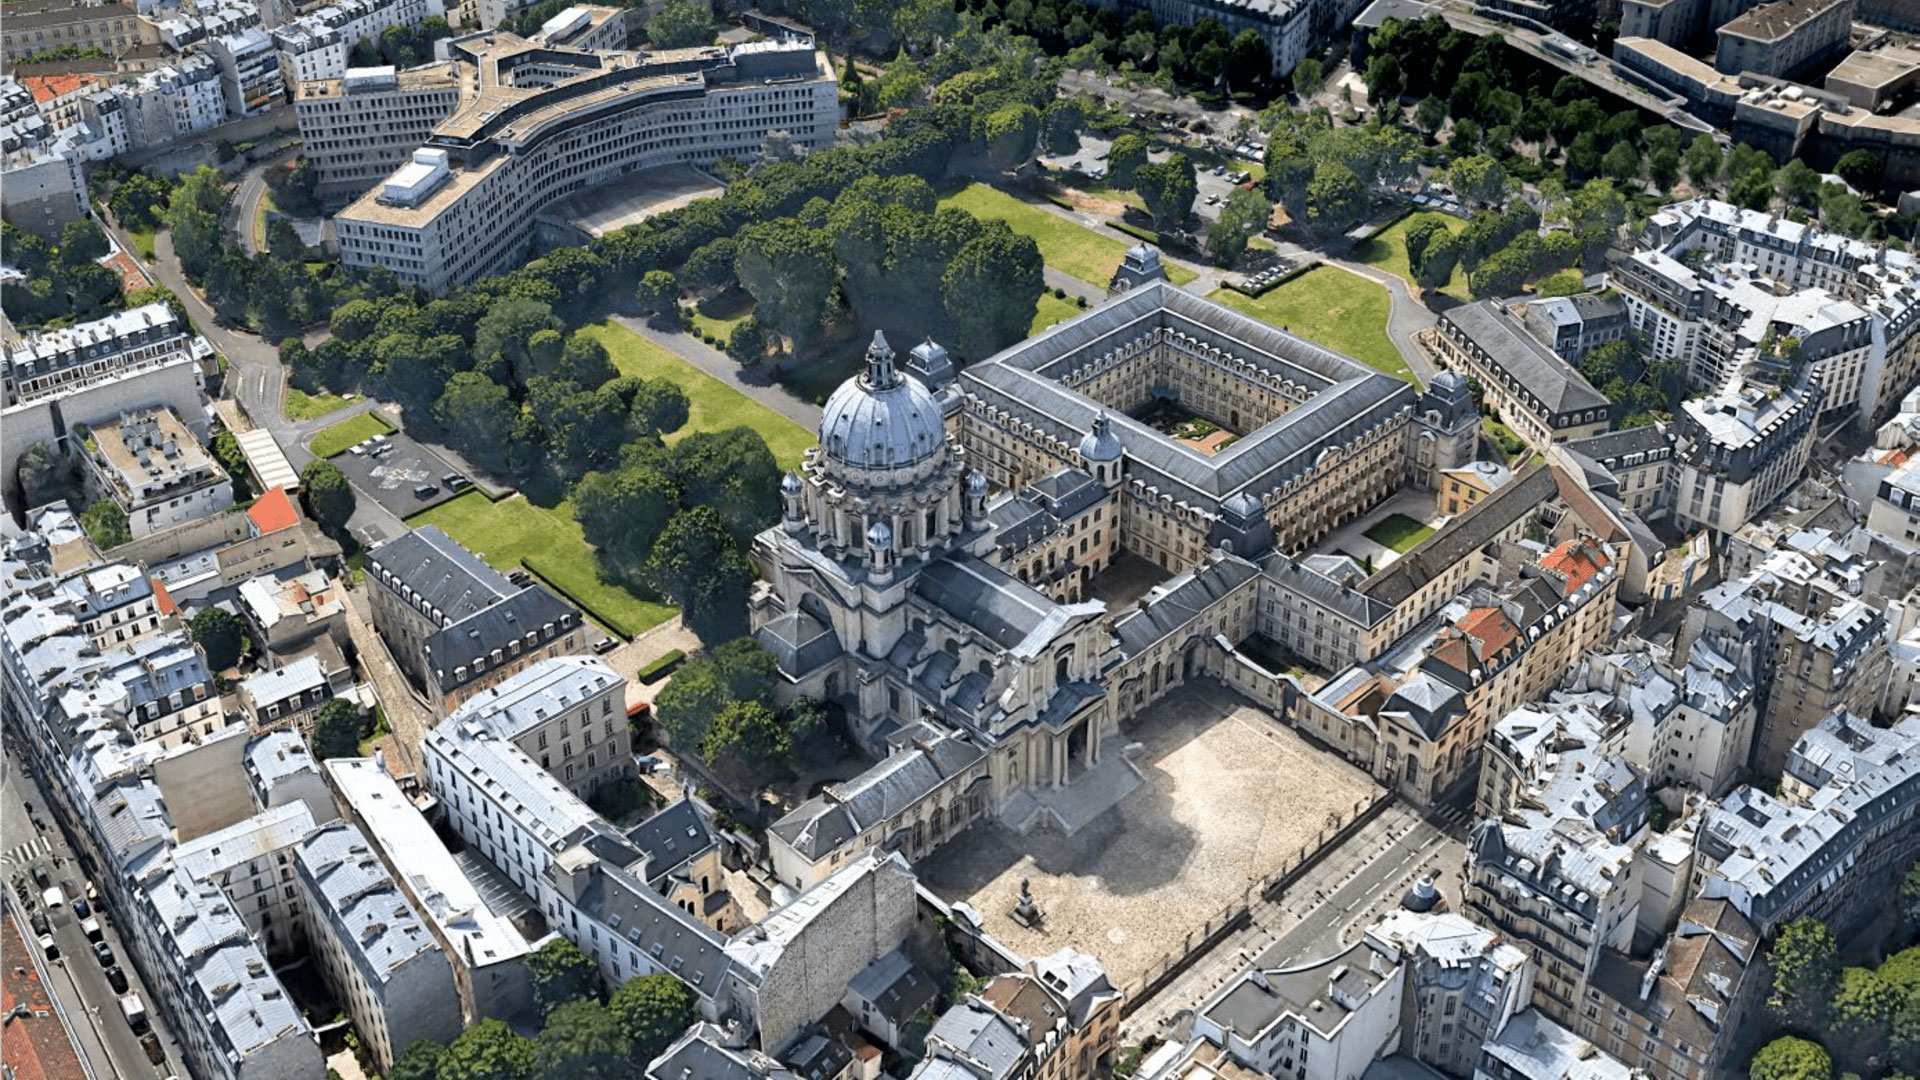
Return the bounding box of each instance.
[820,331,947,474]
[1429,370,1469,395]
[1078,412,1123,462]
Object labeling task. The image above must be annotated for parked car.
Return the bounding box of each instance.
[348,443,368,456]
[120,995,149,1035]
[634,754,667,775]
[412,483,438,499]
[28,911,49,936]
[443,472,470,490]
[592,637,618,655]
[71,896,89,919]
[41,886,64,911]
[38,933,58,960]
[30,863,49,888]
[105,965,128,993]
[92,941,115,968]
[141,1032,165,1066]
[81,916,103,943]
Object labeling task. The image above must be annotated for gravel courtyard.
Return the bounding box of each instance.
[918,678,1380,987]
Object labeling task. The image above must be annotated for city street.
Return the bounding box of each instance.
[2,747,183,1080]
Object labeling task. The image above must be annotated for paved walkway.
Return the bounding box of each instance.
[338,583,431,775]
[611,315,823,431]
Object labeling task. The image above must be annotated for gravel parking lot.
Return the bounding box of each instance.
[329,430,471,520]
[919,679,1380,986]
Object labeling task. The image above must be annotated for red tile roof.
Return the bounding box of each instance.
[247,487,299,535]
[1458,605,1520,655]
[20,74,96,102]
[97,248,151,294]
[150,576,178,616]
[1540,538,1609,596]
[2,912,87,1080]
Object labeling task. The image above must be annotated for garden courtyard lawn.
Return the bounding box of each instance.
[408,492,676,639]
[283,386,353,421]
[580,321,813,469]
[1366,513,1435,553]
[1209,266,1410,381]
[939,183,1197,288]
[308,411,393,458]
[1355,211,1468,300]
[1030,292,1083,335]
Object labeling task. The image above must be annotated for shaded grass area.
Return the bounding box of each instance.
[940,182,1197,287]
[1365,513,1436,553]
[1208,266,1408,381]
[580,320,813,469]
[126,227,156,262]
[688,290,753,344]
[1353,211,1468,299]
[308,412,394,458]
[407,491,676,639]
[1030,292,1084,335]
[283,387,353,421]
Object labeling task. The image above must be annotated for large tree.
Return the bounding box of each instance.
[979,103,1040,173]
[1206,187,1273,265]
[670,427,781,542]
[651,637,776,754]
[310,698,362,760]
[1769,918,1840,1033]
[78,500,130,549]
[735,219,837,345]
[1105,134,1150,188]
[574,463,679,584]
[389,1039,446,1080]
[1133,154,1197,231]
[703,699,787,766]
[646,507,753,643]
[1747,1036,1831,1080]
[299,460,354,536]
[435,372,519,474]
[646,0,712,47]
[439,1020,537,1080]
[16,442,70,509]
[1831,966,1901,1069]
[536,999,632,1080]
[941,225,1044,361]
[190,606,245,669]
[529,937,600,1016]
[610,974,696,1066]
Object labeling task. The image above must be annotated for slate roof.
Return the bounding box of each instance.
[1563,425,1672,467]
[1259,551,1391,627]
[960,280,1416,512]
[770,731,984,861]
[1362,465,1558,607]
[1442,301,1610,417]
[294,821,445,988]
[1114,554,1260,658]
[366,525,514,620]
[757,610,841,677]
[846,949,938,1029]
[550,849,732,996]
[914,553,1096,658]
[914,1000,1028,1080]
[423,583,580,693]
[626,796,716,885]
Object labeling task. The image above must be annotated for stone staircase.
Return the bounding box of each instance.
[1000,752,1145,837]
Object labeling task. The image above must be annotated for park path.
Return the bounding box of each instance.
[612,315,824,431]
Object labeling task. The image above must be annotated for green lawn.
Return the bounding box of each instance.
[1030,292,1084,335]
[409,492,676,639]
[126,227,156,262]
[580,321,813,469]
[1354,211,1468,299]
[1365,513,1436,553]
[308,412,394,458]
[688,305,751,345]
[283,386,353,421]
[939,182,1197,288]
[1209,267,1409,381]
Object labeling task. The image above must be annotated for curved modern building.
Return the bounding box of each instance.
[334,32,837,293]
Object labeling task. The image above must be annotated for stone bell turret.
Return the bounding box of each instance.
[866,520,896,585]
[781,471,805,533]
[965,470,989,529]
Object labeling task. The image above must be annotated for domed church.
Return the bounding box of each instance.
[756,280,1479,891]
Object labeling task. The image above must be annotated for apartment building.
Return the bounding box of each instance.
[1191,934,1406,1080]
[1715,0,1855,78]
[362,524,585,715]
[980,951,1122,1080]
[274,0,441,86]
[1696,711,1920,936]
[170,801,317,958]
[326,756,536,1023]
[1560,427,1673,522]
[440,655,631,801]
[82,408,233,539]
[293,62,461,207]
[335,35,839,293]
[1615,199,1920,426]
[208,26,287,115]
[1,0,159,63]
[1,139,87,239]
[1432,299,1613,452]
[1521,294,1630,361]
[1869,456,1920,545]
[1668,377,1817,535]
[112,54,228,148]
[1368,910,1534,1077]
[293,821,462,1072]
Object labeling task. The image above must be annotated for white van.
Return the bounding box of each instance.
[120,994,150,1035]
[40,885,64,911]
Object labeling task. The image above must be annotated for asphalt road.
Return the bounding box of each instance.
[2,746,183,1080]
